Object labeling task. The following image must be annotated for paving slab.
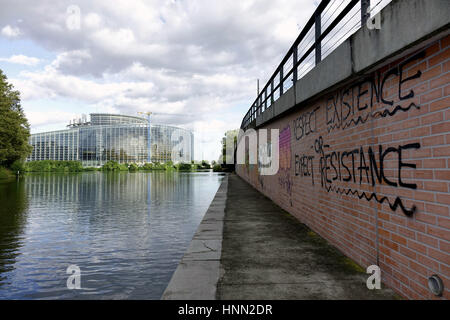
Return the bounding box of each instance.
[217,174,400,300]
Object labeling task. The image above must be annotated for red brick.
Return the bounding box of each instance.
[437,217,450,229]
[415,212,437,224]
[436,193,450,205]
[429,47,450,67]
[423,181,448,192]
[417,253,439,270]
[442,35,450,48]
[430,72,450,89]
[432,146,450,157]
[428,248,450,265]
[422,135,445,147]
[417,232,439,248]
[400,246,417,259]
[421,112,443,125]
[407,240,428,255]
[440,240,450,253]
[427,225,450,242]
[422,159,445,168]
[425,203,449,217]
[431,122,450,135]
[392,233,408,246]
[429,96,450,112]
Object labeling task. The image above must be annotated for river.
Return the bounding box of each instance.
[0,171,224,299]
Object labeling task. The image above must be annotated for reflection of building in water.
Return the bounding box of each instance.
[23,172,193,205]
[27,113,194,166]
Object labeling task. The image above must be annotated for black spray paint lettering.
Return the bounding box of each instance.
[318,143,420,190]
[326,50,426,132]
[294,154,315,185]
[294,106,320,140]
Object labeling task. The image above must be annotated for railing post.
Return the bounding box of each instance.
[271,80,274,105]
[293,48,298,83]
[361,0,370,26]
[259,95,262,114]
[264,88,268,110]
[280,68,284,95]
[315,12,321,64]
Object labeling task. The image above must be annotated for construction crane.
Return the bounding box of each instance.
[138,111,195,163]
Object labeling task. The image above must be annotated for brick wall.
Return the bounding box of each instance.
[236,35,450,300]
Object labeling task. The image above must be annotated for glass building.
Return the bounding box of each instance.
[27,113,194,166]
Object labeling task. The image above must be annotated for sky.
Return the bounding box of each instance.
[0,0,318,161]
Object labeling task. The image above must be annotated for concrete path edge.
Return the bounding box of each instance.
[161,174,228,300]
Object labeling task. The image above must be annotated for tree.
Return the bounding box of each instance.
[0,69,31,167]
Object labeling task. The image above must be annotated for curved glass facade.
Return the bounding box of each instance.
[27,114,194,166]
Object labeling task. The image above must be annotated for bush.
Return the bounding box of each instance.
[82,167,98,171]
[201,160,211,169]
[140,163,153,170]
[0,166,14,179]
[24,160,83,172]
[177,162,192,171]
[101,160,128,171]
[11,160,26,173]
[213,164,222,172]
[151,162,166,170]
[128,163,139,171]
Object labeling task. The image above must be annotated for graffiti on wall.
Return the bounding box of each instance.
[325,50,425,133]
[315,136,419,216]
[290,49,427,217]
[278,125,293,205]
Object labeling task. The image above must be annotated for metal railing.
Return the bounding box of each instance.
[240,0,390,130]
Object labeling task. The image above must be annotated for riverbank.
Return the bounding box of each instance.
[162,175,228,299]
[0,167,15,180]
[163,173,400,300]
[21,160,214,173]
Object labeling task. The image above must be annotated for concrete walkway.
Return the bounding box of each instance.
[216,174,399,300]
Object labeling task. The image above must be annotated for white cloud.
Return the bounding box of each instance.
[0,54,40,66]
[1,0,318,159]
[1,25,21,38]
[26,110,78,127]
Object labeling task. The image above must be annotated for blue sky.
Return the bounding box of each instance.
[0,0,317,160]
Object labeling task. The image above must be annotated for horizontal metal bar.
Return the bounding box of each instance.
[241,0,361,129]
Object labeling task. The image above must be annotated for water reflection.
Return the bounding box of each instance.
[0,171,223,299]
[0,179,29,284]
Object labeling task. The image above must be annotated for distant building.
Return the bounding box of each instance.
[27,113,194,166]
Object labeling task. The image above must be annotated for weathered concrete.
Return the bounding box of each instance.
[161,175,228,300]
[352,0,450,73]
[254,0,450,129]
[217,175,400,300]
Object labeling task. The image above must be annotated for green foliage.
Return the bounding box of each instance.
[200,160,211,169]
[101,160,128,171]
[177,162,193,171]
[128,163,139,171]
[140,163,153,170]
[24,160,83,172]
[165,160,174,167]
[0,166,14,179]
[150,162,166,170]
[0,69,32,167]
[11,160,25,173]
[213,164,222,172]
[82,167,98,171]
